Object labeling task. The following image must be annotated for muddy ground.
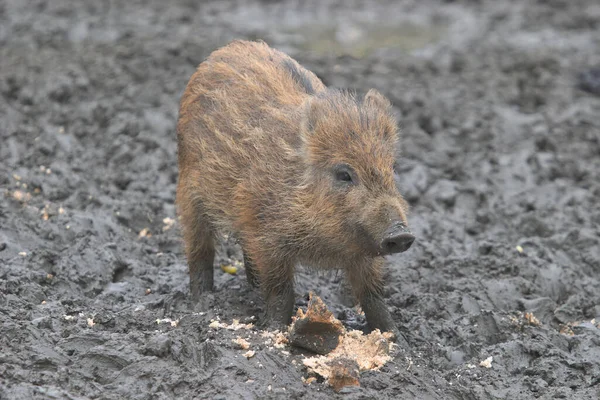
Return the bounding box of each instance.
[1,0,600,398]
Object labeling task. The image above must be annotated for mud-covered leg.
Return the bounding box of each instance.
[176,185,215,302]
[242,251,259,288]
[186,219,215,301]
[347,258,401,341]
[263,277,295,328]
[252,252,295,329]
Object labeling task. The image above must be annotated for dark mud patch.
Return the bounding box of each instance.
[1,0,600,399]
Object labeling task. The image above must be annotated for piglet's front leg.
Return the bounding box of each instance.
[347,258,404,343]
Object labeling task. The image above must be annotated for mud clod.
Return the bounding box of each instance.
[289,293,344,354]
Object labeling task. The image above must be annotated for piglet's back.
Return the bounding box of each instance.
[178,40,325,151]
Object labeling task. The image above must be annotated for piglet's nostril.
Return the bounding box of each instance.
[381,232,415,255]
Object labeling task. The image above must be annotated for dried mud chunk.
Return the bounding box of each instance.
[326,357,360,392]
[289,292,344,355]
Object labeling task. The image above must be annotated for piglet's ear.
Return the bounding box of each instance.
[300,98,322,134]
[363,89,391,109]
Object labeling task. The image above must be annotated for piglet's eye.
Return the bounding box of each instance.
[336,170,353,182]
[332,164,357,185]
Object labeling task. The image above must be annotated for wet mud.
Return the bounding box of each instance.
[1,0,600,399]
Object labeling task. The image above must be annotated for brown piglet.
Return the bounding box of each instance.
[176,40,414,338]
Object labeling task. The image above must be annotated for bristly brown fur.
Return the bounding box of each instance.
[176,40,410,334]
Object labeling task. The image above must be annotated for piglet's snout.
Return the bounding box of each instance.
[380,224,414,255]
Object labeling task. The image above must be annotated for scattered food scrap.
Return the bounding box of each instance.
[261,330,288,348]
[290,293,394,392]
[525,312,541,326]
[162,217,176,231]
[480,356,493,369]
[233,337,250,350]
[139,228,151,238]
[302,376,317,385]
[243,350,255,359]
[274,332,288,348]
[208,319,254,331]
[12,190,31,203]
[560,325,575,336]
[220,264,238,275]
[156,318,179,327]
[510,311,543,329]
[41,205,50,220]
[325,357,360,392]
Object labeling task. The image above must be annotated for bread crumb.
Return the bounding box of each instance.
[233,337,250,350]
[243,350,255,359]
[209,319,254,331]
[525,312,541,326]
[156,318,179,327]
[41,205,51,221]
[479,356,493,369]
[560,325,575,336]
[302,376,317,385]
[139,228,151,238]
[162,217,175,231]
[13,190,31,202]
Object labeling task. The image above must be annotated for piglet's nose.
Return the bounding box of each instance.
[380,230,415,255]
